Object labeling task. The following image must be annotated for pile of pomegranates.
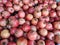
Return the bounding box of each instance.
[0,0,60,45]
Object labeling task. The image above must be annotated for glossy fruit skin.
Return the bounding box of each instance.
[19,18,25,25]
[45,23,53,30]
[31,25,37,32]
[26,14,33,21]
[53,21,60,29]
[2,0,7,4]
[6,1,12,7]
[25,21,30,25]
[34,11,41,18]
[19,1,23,7]
[0,0,60,45]
[44,17,50,22]
[10,28,17,35]
[13,0,19,4]
[15,29,23,38]
[0,19,7,27]
[0,7,4,13]
[37,21,46,28]
[50,11,57,18]
[18,11,25,18]
[22,24,31,32]
[39,29,48,36]
[51,3,57,9]
[28,7,35,14]
[47,32,54,40]
[1,29,10,38]
[37,40,45,45]
[2,11,10,19]
[22,0,30,4]
[31,18,38,25]
[23,5,29,10]
[9,19,19,27]
[42,9,49,16]
[13,5,21,11]
[17,37,28,45]
[27,31,38,40]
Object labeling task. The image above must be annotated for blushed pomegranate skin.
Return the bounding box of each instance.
[30,25,37,32]
[27,31,38,40]
[0,0,60,45]
[37,40,45,45]
[19,18,25,25]
[53,21,60,29]
[23,5,29,10]
[18,11,25,18]
[37,21,46,29]
[22,0,30,4]
[45,23,53,30]
[17,37,28,45]
[9,19,19,27]
[39,29,48,36]
[15,29,23,38]
[1,29,10,38]
[28,7,35,14]
[10,28,17,35]
[50,11,57,18]
[13,5,21,11]
[0,7,4,13]
[42,9,49,16]
[6,1,12,7]
[0,19,7,26]
[19,1,23,7]
[22,24,31,32]
[34,11,41,18]
[13,0,19,4]
[2,11,10,19]
[26,14,33,21]
[47,32,54,40]
[2,0,8,4]
[31,18,38,25]
[51,2,57,9]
